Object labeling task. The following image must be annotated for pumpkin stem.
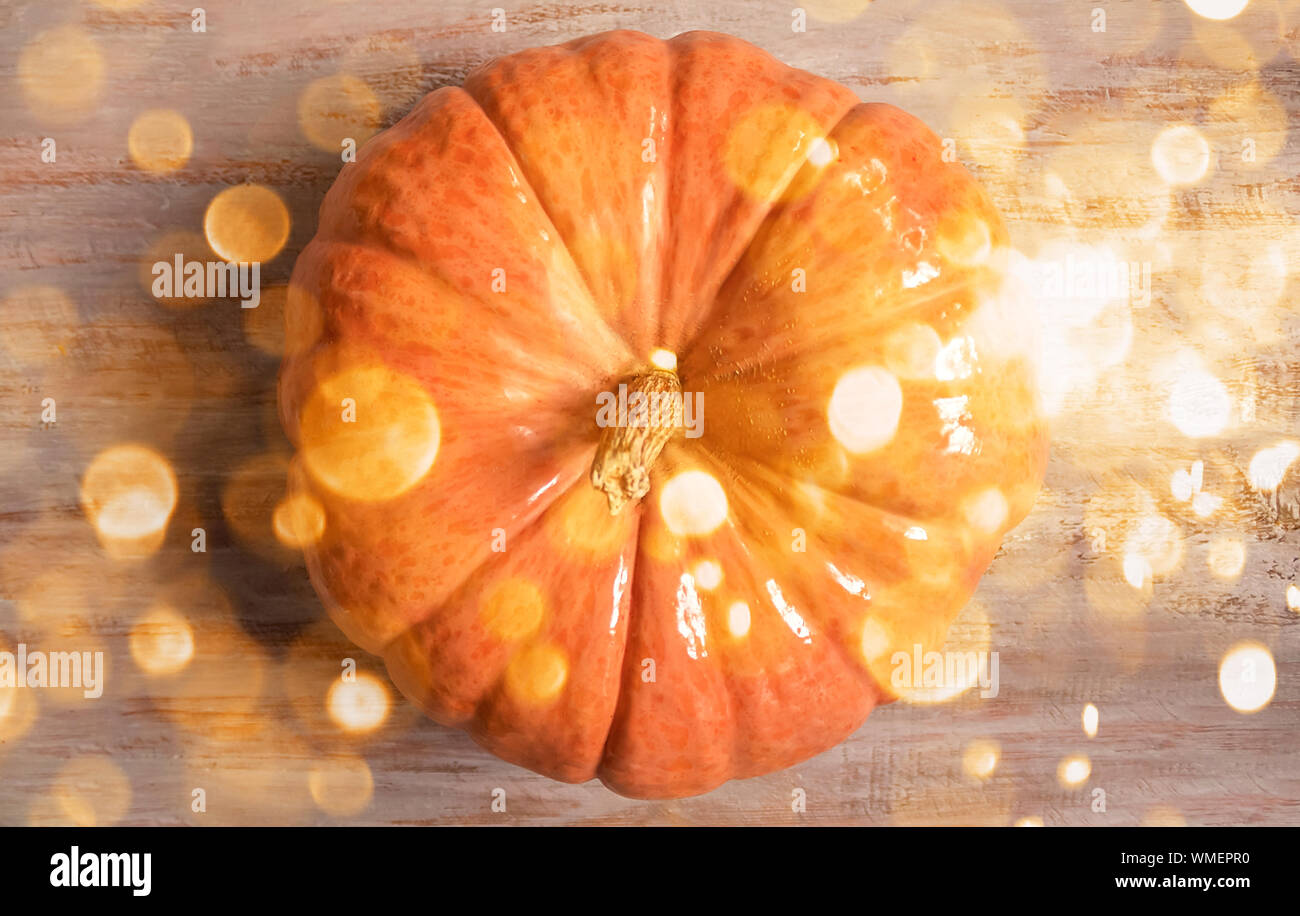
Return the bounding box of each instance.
[590,366,684,515]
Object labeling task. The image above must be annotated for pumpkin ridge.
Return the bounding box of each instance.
[663,93,863,357]
[678,96,1005,380]
[464,32,668,357]
[369,450,597,662]
[309,89,466,267]
[702,446,972,694]
[589,501,649,784]
[314,84,632,373]
[685,272,976,388]
[690,360,1046,529]
[600,440,888,795]
[695,441,968,540]
[698,469,887,781]
[597,490,737,795]
[657,445,902,695]
[302,233,628,378]
[456,468,642,781]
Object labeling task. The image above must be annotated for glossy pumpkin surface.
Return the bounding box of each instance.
[280,29,1048,798]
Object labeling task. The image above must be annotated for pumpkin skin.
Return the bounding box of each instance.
[280,29,1048,799]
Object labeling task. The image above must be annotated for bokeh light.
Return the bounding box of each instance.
[727,601,752,638]
[308,756,374,817]
[1166,364,1231,438]
[884,323,943,381]
[1057,755,1091,788]
[1184,0,1250,20]
[17,26,104,122]
[298,74,382,153]
[1206,535,1246,580]
[649,348,677,372]
[1150,125,1212,186]
[691,559,723,591]
[272,492,326,548]
[0,637,40,744]
[962,740,1000,781]
[1218,643,1275,713]
[128,109,194,173]
[1207,81,1288,168]
[204,184,291,263]
[1122,511,1184,581]
[545,484,627,558]
[326,672,391,734]
[299,365,441,502]
[894,602,993,705]
[659,470,728,537]
[1082,703,1099,738]
[479,578,547,642]
[80,444,178,558]
[129,604,196,676]
[49,757,131,827]
[504,643,569,705]
[139,230,216,309]
[827,367,903,454]
[1247,441,1299,491]
[722,102,833,203]
[964,487,1009,534]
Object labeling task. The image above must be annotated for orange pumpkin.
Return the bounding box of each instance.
[280,29,1048,798]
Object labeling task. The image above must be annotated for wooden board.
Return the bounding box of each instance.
[0,0,1297,825]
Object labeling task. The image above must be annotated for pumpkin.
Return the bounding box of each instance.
[279,29,1048,799]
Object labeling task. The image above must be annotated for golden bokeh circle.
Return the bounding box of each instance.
[308,756,374,817]
[139,229,216,309]
[1184,0,1250,21]
[17,26,104,122]
[326,673,391,734]
[129,604,196,676]
[505,643,568,705]
[299,364,440,502]
[298,74,382,153]
[128,109,194,173]
[50,757,132,827]
[272,492,327,548]
[242,284,288,354]
[1218,642,1275,713]
[204,184,291,263]
[79,444,178,558]
[480,578,548,642]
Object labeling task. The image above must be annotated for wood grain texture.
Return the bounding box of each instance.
[1,0,1297,825]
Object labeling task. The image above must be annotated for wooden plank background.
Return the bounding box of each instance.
[0,0,1297,825]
